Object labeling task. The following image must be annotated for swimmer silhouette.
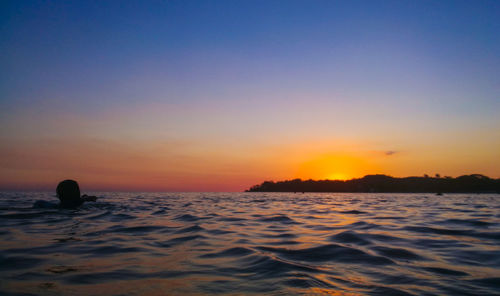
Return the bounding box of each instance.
[34,180,97,209]
[57,180,97,208]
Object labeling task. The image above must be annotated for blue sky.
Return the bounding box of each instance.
[1,0,499,190]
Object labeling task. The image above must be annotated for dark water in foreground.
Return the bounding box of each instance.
[1,193,499,295]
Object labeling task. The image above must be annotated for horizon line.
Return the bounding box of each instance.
[1,173,499,192]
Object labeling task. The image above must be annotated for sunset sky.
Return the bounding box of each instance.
[1,0,499,191]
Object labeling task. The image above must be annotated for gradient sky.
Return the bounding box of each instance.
[1,0,499,191]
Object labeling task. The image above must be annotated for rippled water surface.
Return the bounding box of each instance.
[1,192,499,295]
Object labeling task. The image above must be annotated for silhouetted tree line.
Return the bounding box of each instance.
[246,174,500,193]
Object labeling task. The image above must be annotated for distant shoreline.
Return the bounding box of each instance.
[246,174,500,193]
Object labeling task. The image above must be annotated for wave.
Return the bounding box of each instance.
[257,244,394,265]
[0,192,499,295]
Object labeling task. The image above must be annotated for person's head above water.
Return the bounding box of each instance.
[56,179,83,208]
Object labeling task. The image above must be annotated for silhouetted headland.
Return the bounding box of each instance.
[246,174,500,193]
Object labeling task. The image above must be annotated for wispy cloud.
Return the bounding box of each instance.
[385,150,398,156]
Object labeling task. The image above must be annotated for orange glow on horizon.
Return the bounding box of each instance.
[294,153,381,181]
[326,173,350,181]
[1,135,499,191]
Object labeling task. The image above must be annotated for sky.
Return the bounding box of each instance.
[1,0,499,191]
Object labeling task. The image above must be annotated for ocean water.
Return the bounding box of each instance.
[0,192,499,296]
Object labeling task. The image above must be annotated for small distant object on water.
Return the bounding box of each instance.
[33,179,98,209]
[436,192,443,196]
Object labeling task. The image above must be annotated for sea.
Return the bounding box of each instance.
[0,192,499,295]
